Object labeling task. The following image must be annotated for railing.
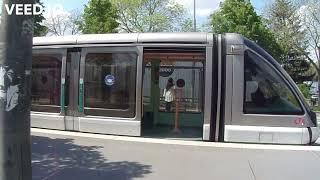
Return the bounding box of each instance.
[143,96,202,113]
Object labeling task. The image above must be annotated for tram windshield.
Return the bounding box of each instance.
[244,50,303,115]
[243,38,307,115]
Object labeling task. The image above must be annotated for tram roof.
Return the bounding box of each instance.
[33,32,213,46]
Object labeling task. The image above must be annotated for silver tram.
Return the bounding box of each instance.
[31,33,320,144]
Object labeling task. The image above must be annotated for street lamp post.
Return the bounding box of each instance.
[191,0,196,107]
[0,0,34,179]
[318,47,320,106]
[193,0,196,32]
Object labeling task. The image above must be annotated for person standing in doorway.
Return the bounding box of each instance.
[163,78,175,112]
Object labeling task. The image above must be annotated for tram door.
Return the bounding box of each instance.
[31,48,67,130]
[142,48,206,140]
[64,47,143,136]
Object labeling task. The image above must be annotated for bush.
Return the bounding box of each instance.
[298,83,311,99]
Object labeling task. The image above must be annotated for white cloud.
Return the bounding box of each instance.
[173,0,222,28]
[173,0,222,16]
[44,4,71,20]
[196,8,214,17]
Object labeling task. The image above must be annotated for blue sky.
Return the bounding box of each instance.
[42,0,269,12]
[42,0,271,27]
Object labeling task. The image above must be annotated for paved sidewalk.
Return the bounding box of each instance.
[32,128,320,180]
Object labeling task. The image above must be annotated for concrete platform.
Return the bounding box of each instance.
[31,128,320,180]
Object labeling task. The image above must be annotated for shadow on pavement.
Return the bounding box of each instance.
[32,136,152,180]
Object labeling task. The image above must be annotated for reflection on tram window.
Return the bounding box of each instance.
[31,54,62,113]
[244,50,303,115]
[65,53,71,107]
[84,53,137,118]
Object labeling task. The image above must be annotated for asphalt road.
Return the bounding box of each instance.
[31,129,320,180]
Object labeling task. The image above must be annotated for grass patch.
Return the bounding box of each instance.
[311,106,320,112]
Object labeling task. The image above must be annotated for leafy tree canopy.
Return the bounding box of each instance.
[267,0,315,83]
[79,0,119,34]
[210,0,282,61]
[111,0,192,32]
[34,0,48,36]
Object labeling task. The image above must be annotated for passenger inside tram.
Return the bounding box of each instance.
[163,78,175,112]
[142,50,205,140]
[244,51,303,115]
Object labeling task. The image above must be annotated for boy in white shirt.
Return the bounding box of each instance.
[163,78,175,112]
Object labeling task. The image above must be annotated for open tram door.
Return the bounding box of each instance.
[141,47,207,140]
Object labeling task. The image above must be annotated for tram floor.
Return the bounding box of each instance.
[142,125,203,141]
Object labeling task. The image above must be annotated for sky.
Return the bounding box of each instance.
[42,0,271,28]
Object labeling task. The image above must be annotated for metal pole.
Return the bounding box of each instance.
[193,0,196,32]
[0,0,34,179]
[318,47,320,106]
[191,0,196,108]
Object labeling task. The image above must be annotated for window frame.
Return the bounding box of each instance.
[31,48,67,114]
[229,43,312,128]
[79,47,139,118]
[243,49,304,115]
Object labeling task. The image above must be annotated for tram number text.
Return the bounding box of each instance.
[294,118,304,125]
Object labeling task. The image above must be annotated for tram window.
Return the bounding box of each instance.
[84,53,137,118]
[243,50,303,115]
[31,53,62,113]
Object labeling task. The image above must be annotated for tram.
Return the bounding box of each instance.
[31,33,320,144]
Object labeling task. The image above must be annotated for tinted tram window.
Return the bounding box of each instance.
[244,50,303,115]
[31,54,62,113]
[84,53,137,118]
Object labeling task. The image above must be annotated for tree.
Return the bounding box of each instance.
[298,83,311,99]
[111,0,191,32]
[44,8,81,36]
[298,0,320,72]
[290,0,320,103]
[34,0,48,36]
[282,50,315,83]
[68,10,82,35]
[266,0,315,83]
[79,0,119,34]
[209,0,282,61]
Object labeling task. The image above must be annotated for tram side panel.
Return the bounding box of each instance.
[223,34,319,144]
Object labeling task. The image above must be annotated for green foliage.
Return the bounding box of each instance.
[311,106,320,111]
[79,0,119,34]
[180,18,194,32]
[282,50,315,83]
[298,83,311,99]
[34,0,48,36]
[111,0,190,32]
[209,0,282,61]
[267,0,314,83]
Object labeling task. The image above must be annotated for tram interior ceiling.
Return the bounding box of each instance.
[142,49,206,140]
